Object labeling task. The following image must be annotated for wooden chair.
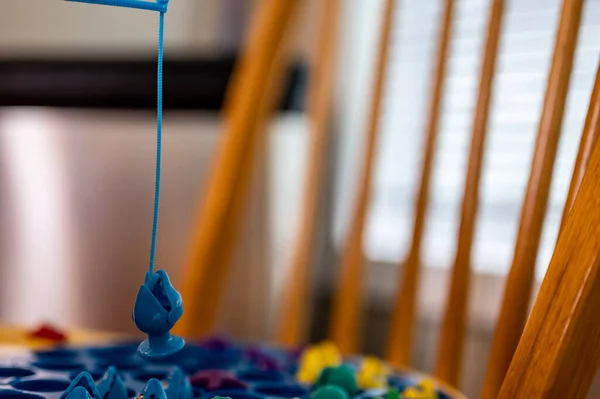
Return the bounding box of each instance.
[176,0,600,397]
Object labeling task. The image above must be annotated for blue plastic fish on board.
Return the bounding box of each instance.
[60,372,102,399]
[133,270,185,359]
[97,366,129,399]
[165,367,193,399]
[139,379,168,399]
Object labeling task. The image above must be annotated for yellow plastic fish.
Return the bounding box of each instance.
[297,341,342,384]
[356,356,390,389]
[319,341,343,365]
[403,379,437,399]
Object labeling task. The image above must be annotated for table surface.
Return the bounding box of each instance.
[0,324,124,356]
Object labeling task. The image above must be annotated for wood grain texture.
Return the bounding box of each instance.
[386,0,455,367]
[497,77,600,398]
[329,0,395,354]
[175,0,299,338]
[481,0,584,397]
[435,0,505,387]
[559,63,600,232]
[276,0,341,346]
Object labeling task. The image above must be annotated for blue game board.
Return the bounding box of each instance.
[0,338,458,399]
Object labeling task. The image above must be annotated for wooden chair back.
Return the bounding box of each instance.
[176,0,600,397]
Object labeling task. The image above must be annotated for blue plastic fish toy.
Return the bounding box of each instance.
[165,367,192,399]
[60,372,102,399]
[139,378,168,399]
[133,270,185,358]
[97,366,128,399]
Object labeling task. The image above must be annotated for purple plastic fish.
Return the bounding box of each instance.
[244,346,281,371]
[188,370,247,392]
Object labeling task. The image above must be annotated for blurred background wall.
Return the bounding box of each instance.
[1,0,600,398]
[0,0,217,55]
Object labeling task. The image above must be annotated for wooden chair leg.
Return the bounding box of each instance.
[435,0,505,387]
[175,0,300,338]
[386,0,456,367]
[328,0,396,355]
[559,64,600,232]
[276,0,342,347]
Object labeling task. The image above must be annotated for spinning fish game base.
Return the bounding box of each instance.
[0,336,466,399]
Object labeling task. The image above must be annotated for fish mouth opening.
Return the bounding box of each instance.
[151,275,173,312]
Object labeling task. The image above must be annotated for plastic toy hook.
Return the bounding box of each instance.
[65,0,168,13]
[133,270,185,359]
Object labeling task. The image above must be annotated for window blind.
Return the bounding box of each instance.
[363,0,600,277]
